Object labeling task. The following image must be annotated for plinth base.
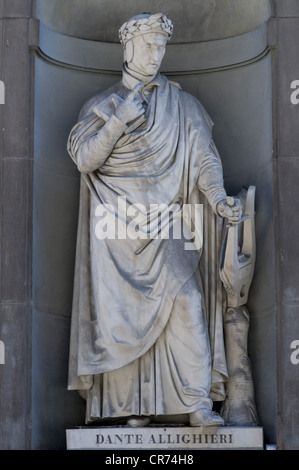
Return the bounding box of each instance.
[66,425,264,450]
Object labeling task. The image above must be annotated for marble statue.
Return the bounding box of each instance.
[67,12,242,428]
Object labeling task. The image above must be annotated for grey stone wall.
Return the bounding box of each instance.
[272,0,299,450]
[0,0,33,450]
[0,0,298,450]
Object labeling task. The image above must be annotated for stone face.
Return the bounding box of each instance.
[2,0,31,17]
[277,304,299,449]
[66,426,264,450]
[0,0,32,450]
[0,305,28,449]
[277,158,299,303]
[274,8,299,451]
[1,159,28,302]
[274,0,299,16]
[276,18,299,160]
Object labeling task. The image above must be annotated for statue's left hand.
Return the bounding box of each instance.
[217,197,242,225]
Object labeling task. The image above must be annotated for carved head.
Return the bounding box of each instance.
[119,13,173,76]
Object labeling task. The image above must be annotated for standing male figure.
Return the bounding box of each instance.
[67,13,241,427]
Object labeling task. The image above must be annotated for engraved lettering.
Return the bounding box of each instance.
[193,433,202,444]
[167,434,175,444]
[182,434,190,444]
[148,434,156,444]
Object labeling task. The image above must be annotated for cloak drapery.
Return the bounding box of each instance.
[67,73,228,417]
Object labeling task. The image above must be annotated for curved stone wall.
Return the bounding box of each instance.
[35,0,271,42]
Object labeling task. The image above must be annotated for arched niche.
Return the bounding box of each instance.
[35,0,271,43]
[32,0,276,449]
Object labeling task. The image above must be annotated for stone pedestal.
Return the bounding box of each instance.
[66,426,264,450]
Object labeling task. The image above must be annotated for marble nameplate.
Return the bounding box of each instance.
[66,426,264,450]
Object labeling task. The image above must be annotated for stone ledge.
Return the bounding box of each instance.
[66,425,264,450]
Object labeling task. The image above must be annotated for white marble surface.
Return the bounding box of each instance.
[66,426,264,450]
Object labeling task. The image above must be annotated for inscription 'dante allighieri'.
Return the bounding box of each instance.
[96,432,233,446]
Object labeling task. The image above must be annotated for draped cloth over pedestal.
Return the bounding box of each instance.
[67,73,228,419]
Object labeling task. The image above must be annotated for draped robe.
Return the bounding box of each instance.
[67,72,228,422]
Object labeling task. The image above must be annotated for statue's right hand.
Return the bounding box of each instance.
[217,197,242,225]
[115,82,145,124]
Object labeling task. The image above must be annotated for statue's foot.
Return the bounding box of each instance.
[189,408,224,427]
[127,415,150,427]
